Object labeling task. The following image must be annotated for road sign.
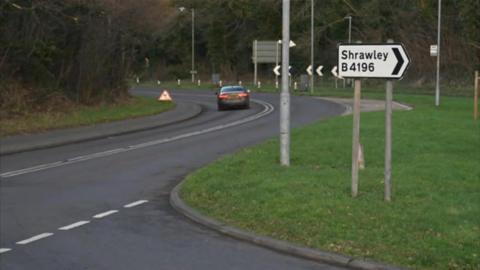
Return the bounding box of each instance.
[253,40,278,86]
[273,65,291,76]
[316,65,323,76]
[273,65,281,76]
[253,40,277,63]
[278,40,296,47]
[158,90,172,101]
[331,66,343,79]
[306,65,313,76]
[337,43,410,79]
[430,44,438,57]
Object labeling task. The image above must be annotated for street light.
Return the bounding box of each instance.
[310,0,314,94]
[179,7,196,83]
[280,0,291,166]
[344,15,352,44]
[435,0,441,106]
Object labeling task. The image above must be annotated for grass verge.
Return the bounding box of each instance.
[135,80,473,97]
[180,94,479,269]
[0,97,174,137]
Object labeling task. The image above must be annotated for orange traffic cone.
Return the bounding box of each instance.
[158,90,172,101]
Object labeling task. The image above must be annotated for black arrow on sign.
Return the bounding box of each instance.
[392,48,403,75]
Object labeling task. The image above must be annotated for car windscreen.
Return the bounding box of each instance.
[220,87,245,93]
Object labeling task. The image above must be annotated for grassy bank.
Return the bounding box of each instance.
[180,94,479,269]
[0,97,174,137]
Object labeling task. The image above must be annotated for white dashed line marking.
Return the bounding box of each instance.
[93,210,118,219]
[6,197,151,254]
[16,233,54,245]
[0,248,12,254]
[58,221,90,231]
[124,200,148,208]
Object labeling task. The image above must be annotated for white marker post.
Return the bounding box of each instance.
[338,42,410,199]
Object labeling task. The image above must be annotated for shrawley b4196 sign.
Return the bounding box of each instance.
[338,43,410,79]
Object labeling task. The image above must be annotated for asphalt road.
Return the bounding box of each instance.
[0,89,346,270]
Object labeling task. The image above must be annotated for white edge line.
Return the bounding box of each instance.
[93,210,118,219]
[1,99,274,179]
[58,221,90,231]
[1,161,64,178]
[0,248,12,254]
[124,200,149,208]
[16,233,54,245]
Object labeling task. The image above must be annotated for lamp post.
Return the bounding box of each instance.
[344,16,352,44]
[310,0,314,94]
[435,0,441,106]
[280,0,290,166]
[179,7,196,83]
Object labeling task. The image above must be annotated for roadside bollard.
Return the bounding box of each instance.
[157,80,161,85]
[219,80,223,87]
[198,79,201,86]
[294,81,297,90]
[177,79,181,86]
[257,81,261,88]
[136,77,140,84]
[238,81,242,86]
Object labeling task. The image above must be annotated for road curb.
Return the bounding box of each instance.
[170,181,407,270]
[1,101,203,155]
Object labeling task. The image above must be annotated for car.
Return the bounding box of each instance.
[216,86,250,111]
